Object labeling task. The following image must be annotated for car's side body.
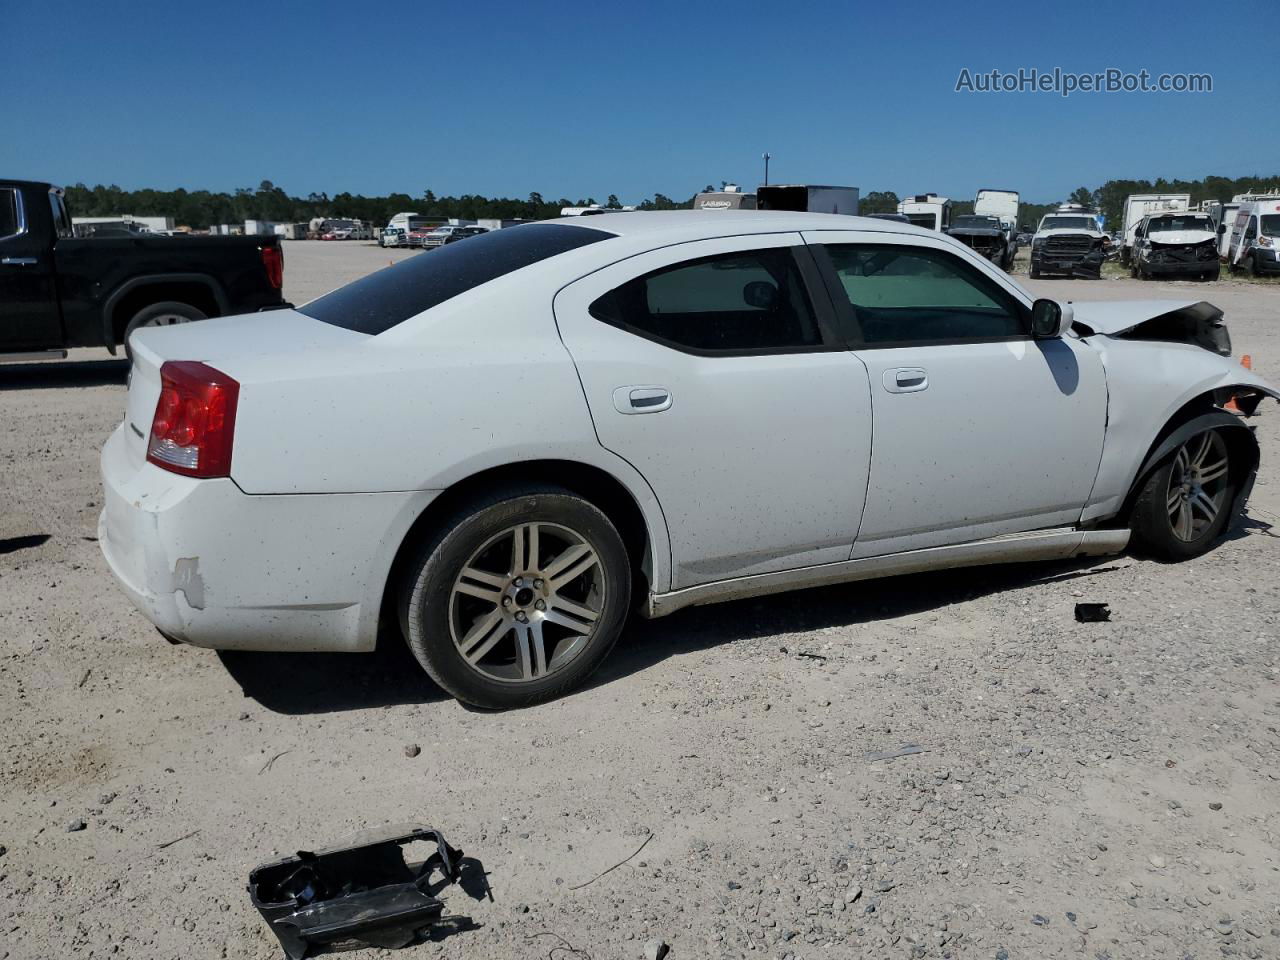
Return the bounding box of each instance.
[100,212,1279,658]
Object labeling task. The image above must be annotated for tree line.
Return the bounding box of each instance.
[60,180,688,228]
[60,173,1280,231]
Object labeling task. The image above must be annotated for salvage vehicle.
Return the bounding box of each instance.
[1130,212,1219,280]
[1029,207,1108,278]
[1225,199,1280,277]
[973,188,1020,261]
[0,179,286,360]
[947,214,1016,270]
[1119,193,1190,265]
[99,212,1278,709]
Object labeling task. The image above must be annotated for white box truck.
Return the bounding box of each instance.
[897,194,952,231]
[757,184,859,215]
[1119,194,1189,265]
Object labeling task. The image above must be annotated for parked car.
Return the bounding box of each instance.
[443,226,489,244]
[100,212,1277,709]
[0,179,286,360]
[420,224,471,248]
[1119,193,1190,265]
[406,224,443,247]
[947,214,1016,270]
[380,227,406,248]
[1225,199,1280,277]
[1130,212,1220,281]
[1030,207,1108,278]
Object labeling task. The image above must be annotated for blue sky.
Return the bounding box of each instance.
[6,0,1273,204]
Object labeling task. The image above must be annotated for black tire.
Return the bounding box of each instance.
[1029,264,1041,279]
[122,301,207,359]
[401,484,631,709]
[1130,428,1236,561]
[1129,261,1138,279]
[1244,254,1258,278]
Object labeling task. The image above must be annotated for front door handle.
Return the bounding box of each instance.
[1,257,38,266]
[883,367,928,394]
[613,385,672,414]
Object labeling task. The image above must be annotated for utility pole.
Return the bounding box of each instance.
[762,153,771,185]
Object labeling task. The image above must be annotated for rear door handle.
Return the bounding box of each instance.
[1,257,37,266]
[613,385,672,414]
[883,367,928,393]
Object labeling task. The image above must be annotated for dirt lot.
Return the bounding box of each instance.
[2,241,1279,960]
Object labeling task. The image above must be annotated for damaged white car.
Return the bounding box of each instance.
[99,212,1278,708]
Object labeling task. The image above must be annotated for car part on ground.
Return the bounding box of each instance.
[248,825,463,960]
[1074,602,1111,622]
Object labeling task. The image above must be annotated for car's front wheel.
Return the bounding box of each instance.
[1131,429,1235,560]
[401,486,631,708]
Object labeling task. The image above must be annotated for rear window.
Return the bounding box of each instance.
[299,223,614,334]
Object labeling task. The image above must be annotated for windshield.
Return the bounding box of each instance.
[1147,215,1213,232]
[299,223,614,334]
[1262,215,1280,238]
[905,213,936,229]
[951,216,1001,229]
[328,220,355,229]
[1041,216,1094,231]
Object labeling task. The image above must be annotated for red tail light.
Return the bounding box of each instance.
[261,245,284,289]
[147,361,239,478]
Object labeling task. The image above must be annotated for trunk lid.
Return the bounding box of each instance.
[123,310,367,464]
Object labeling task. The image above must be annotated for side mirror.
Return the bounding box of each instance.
[1030,298,1073,339]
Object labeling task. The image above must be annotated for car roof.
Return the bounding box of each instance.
[549,209,939,240]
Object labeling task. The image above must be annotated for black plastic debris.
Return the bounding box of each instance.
[1074,602,1111,623]
[248,824,462,959]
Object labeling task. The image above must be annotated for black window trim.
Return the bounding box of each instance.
[808,240,1033,350]
[586,243,845,358]
[0,186,28,244]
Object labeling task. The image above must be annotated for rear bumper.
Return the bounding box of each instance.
[99,424,437,652]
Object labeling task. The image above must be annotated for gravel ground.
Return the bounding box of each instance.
[2,241,1279,960]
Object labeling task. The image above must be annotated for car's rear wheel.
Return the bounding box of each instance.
[401,486,631,709]
[1131,429,1235,560]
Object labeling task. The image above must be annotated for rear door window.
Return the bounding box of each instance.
[299,223,613,334]
[587,247,824,354]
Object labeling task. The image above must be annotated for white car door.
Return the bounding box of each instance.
[554,233,873,590]
[803,230,1108,558]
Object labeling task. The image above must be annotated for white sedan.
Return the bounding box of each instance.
[100,212,1278,709]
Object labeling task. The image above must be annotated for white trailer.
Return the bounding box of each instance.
[693,184,758,210]
[1120,194,1190,265]
[974,189,1019,233]
[897,193,951,231]
[757,184,859,215]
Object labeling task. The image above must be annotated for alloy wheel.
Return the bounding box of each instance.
[1166,431,1230,542]
[448,522,605,683]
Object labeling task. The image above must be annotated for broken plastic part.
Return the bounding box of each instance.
[1074,602,1111,622]
[248,824,462,960]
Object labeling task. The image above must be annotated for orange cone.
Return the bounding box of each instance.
[1224,355,1253,413]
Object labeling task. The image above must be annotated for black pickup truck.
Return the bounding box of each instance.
[1,179,287,359]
